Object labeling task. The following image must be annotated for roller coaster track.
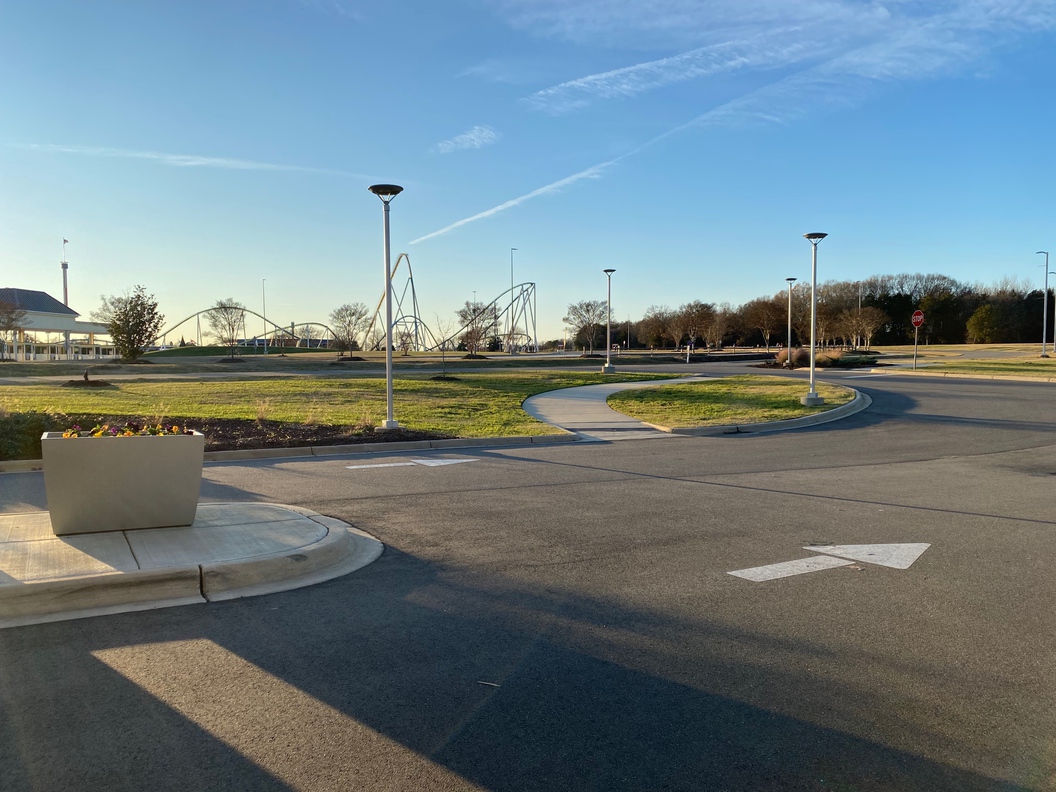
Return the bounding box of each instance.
[155,308,335,348]
[154,253,539,353]
[363,253,539,353]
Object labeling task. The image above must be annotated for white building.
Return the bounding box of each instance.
[0,288,113,360]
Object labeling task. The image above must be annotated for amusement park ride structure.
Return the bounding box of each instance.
[155,254,539,353]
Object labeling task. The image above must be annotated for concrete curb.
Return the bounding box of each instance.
[0,433,579,473]
[201,512,382,602]
[0,505,383,629]
[0,567,205,629]
[867,368,1056,383]
[642,388,872,436]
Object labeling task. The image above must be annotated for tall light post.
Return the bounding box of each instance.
[602,268,616,374]
[369,183,404,430]
[785,277,797,369]
[261,278,268,355]
[61,238,70,359]
[801,233,827,405]
[508,247,518,353]
[856,280,862,350]
[1039,251,1051,358]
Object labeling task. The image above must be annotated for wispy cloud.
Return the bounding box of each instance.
[293,0,361,20]
[434,126,501,154]
[524,31,841,114]
[17,144,358,176]
[518,0,1055,112]
[414,0,1056,242]
[409,159,620,244]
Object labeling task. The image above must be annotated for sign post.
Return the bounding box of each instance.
[911,310,925,370]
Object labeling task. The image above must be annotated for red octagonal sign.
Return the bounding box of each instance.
[911,310,925,328]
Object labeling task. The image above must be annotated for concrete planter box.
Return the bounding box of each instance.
[41,431,205,536]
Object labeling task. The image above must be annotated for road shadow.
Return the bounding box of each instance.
[0,546,1037,791]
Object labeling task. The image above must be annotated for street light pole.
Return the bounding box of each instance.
[1039,251,1051,358]
[261,278,268,355]
[801,233,827,405]
[369,184,404,430]
[856,280,862,350]
[785,277,797,369]
[603,269,616,374]
[509,247,517,353]
[61,238,71,359]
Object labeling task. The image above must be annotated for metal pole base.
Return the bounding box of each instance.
[377,420,401,431]
[1042,354,1050,359]
[800,393,825,406]
[601,363,616,374]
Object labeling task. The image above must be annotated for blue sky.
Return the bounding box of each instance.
[2,0,1054,342]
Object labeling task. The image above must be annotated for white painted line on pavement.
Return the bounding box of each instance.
[411,458,477,467]
[345,462,417,470]
[346,458,480,471]
[728,555,853,582]
[808,543,930,569]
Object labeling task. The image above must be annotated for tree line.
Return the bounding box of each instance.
[558,273,1056,351]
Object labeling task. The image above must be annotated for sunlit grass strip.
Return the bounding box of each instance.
[607,375,854,428]
[931,359,1056,378]
[0,372,674,437]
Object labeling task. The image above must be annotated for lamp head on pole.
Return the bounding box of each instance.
[803,232,828,244]
[1038,251,1049,256]
[603,268,616,276]
[368,184,403,204]
[785,277,797,285]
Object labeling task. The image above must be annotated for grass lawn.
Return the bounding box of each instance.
[928,358,1056,378]
[0,371,675,438]
[607,375,855,427]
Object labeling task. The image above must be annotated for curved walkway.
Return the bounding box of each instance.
[523,375,870,441]
[523,375,705,442]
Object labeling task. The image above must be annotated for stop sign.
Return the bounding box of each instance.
[911,310,924,328]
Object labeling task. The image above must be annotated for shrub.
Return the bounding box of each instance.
[0,409,71,460]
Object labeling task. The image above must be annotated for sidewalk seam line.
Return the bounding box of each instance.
[122,530,142,569]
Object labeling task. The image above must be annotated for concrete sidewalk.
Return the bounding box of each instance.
[523,375,870,440]
[523,375,705,441]
[0,502,382,629]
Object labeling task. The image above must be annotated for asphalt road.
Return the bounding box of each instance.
[3,365,1056,791]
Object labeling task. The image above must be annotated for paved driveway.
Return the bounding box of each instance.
[2,366,1055,791]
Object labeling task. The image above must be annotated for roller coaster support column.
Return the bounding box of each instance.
[370,184,404,429]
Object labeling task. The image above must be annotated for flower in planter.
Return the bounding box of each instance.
[62,422,193,438]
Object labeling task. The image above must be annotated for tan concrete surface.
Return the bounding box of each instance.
[0,502,383,628]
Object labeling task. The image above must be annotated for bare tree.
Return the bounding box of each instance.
[433,315,457,377]
[207,299,246,357]
[563,300,608,355]
[859,306,889,349]
[740,297,782,351]
[638,305,673,348]
[329,303,370,353]
[680,301,715,349]
[0,299,27,361]
[704,303,733,349]
[456,301,498,356]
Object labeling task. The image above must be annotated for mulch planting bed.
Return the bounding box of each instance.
[63,415,453,452]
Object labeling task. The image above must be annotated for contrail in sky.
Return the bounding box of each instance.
[17,143,360,177]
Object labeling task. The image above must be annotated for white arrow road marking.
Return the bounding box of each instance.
[346,458,480,470]
[807,543,930,569]
[728,555,853,582]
